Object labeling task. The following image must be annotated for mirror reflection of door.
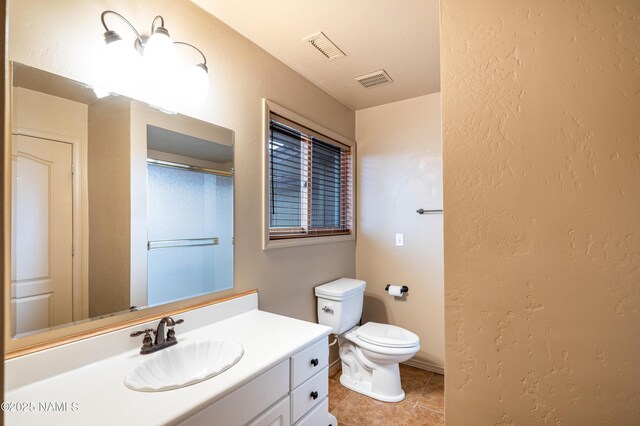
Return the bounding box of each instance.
[11,134,74,336]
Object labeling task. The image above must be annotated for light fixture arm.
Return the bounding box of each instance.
[151,15,166,34]
[100,10,143,45]
[174,41,208,67]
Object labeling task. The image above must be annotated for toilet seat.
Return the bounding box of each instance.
[355,322,419,348]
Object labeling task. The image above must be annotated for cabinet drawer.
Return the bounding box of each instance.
[247,395,290,426]
[290,338,328,389]
[294,397,328,426]
[179,360,289,426]
[291,366,328,423]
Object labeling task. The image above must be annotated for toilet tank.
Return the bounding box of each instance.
[315,278,366,334]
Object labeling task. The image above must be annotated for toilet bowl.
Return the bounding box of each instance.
[339,323,419,402]
[315,279,420,402]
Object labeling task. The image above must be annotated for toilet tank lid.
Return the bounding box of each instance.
[315,278,366,299]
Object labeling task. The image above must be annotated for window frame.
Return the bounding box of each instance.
[262,99,356,250]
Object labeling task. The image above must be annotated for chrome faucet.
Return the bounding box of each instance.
[130,316,184,355]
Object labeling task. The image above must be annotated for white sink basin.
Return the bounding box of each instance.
[124,339,244,392]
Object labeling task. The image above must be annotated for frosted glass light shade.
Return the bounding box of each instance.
[93,15,209,109]
[105,37,129,59]
[143,29,176,67]
[96,37,142,96]
[181,64,209,104]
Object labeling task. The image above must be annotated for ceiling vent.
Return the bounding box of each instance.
[302,32,346,61]
[354,70,393,89]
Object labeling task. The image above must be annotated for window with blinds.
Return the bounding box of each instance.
[268,114,353,240]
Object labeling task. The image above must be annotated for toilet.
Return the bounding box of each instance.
[315,278,420,402]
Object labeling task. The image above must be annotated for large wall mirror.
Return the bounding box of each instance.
[8,62,234,345]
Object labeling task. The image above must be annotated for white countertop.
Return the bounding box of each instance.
[4,298,332,425]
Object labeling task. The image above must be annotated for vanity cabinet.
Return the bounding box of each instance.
[179,360,289,426]
[248,396,290,426]
[290,338,329,425]
[294,398,330,426]
[179,337,329,426]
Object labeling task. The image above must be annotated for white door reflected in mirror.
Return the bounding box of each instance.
[11,135,74,336]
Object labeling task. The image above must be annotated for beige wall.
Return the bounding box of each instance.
[87,97,131,317]
[442,0,640,424]
[12,87,87,139]
[7,0,355,339]
[356,93,443,372]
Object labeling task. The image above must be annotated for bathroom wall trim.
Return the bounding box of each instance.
[4,289,257,360]
[402,359,444,375]
[328,357,341,377]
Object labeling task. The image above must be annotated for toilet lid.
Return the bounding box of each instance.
[356,322,419,348]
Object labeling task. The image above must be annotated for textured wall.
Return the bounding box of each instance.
[7,0,355,348]
[442,0,640,424]
[356,93,443,372]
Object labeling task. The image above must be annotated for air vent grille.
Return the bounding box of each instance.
[302,32,346,61]
[354,70,393,89]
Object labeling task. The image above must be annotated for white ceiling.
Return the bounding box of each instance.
[191,0,440,110]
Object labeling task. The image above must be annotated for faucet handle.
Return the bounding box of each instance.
[131,328,156,354]
[165,319,184,341]
[164,317,184,329]
[130,328,155,337]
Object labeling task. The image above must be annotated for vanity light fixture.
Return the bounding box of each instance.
[96,10,209,106]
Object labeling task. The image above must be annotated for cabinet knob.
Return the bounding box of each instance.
[310,391,319,400]
[310,358,319,367]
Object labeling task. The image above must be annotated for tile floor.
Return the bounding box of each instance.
[328,365,444,426]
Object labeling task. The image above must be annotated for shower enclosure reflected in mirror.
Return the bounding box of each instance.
[145,126,234,307]
[9,62,234,339]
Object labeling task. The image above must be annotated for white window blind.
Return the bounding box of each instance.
[268,113,353,240]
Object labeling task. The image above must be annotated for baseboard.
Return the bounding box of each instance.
[402,359,444,375]
[329,357,443,376]
[328,358,342,376]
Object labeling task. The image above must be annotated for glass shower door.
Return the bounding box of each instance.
[146,163,233,307]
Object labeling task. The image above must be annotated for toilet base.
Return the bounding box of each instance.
[338,337,407,403]
[335,327,419,403]
[339,372,405,402]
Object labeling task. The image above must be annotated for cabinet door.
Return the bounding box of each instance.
[294,397,329,426]
[248,396,290,426]
[179,360,288,426]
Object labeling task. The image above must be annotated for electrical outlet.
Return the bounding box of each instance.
[395,233,404,246]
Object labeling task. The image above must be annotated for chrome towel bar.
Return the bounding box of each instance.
[147,237,219,250]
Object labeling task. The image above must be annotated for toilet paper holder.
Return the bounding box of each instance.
[385,285,409,294]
